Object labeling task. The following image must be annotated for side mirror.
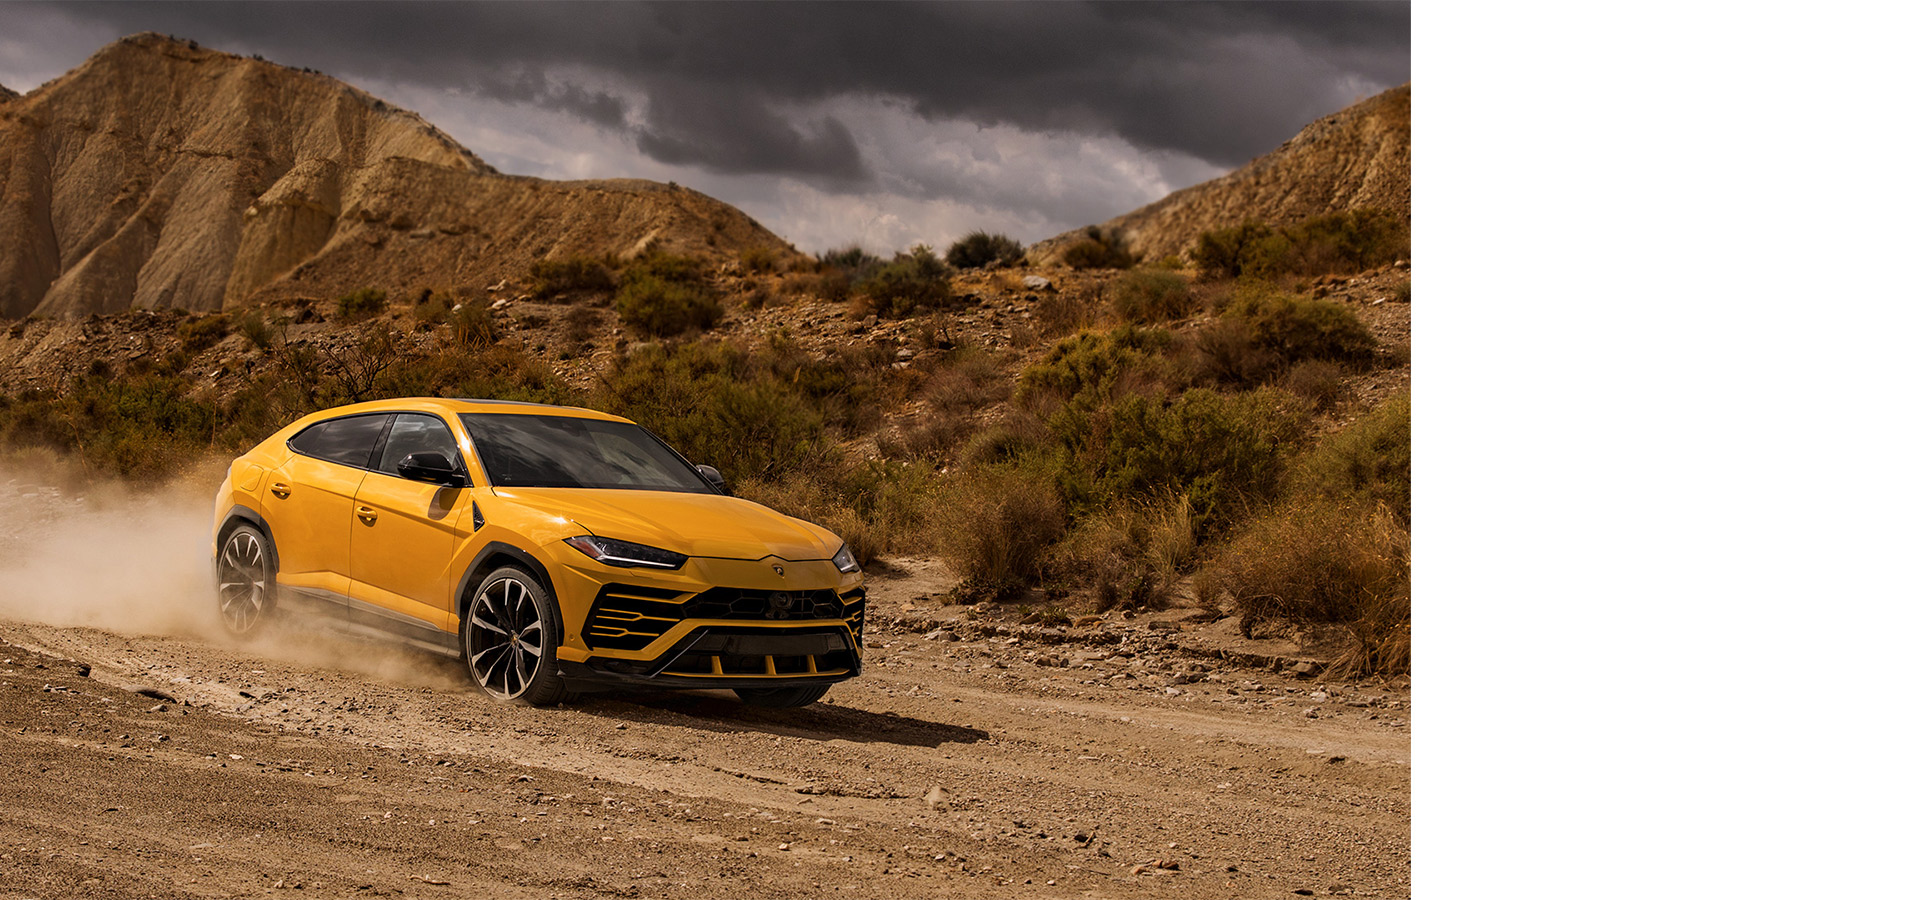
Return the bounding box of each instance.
[398,451,465,486]
[695,464,729,495]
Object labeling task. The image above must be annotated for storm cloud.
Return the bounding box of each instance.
[1,1,1408,251]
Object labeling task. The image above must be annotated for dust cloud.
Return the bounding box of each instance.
[0,460,219,636]
[0,458,469,692]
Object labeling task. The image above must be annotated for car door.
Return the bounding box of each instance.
[349,412,471,647]
[268,413,391,615]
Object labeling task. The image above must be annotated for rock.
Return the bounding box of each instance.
[925,629,957,642]
[1303,706,1321,718]
[1072,615,1102,627]
[1290,660,1323,678]
[895,348,916,361]
[924,786,948,809]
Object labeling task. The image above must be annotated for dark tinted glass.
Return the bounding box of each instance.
[286,414,390,468]
[376,413,463,476]
[461,414,711,492]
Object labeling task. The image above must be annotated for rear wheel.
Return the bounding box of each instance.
[215,524,274,637]
[462,566,567,706]
[735,684,831,708]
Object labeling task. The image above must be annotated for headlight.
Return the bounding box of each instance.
[832,543,860,574]
[563,535,688,570]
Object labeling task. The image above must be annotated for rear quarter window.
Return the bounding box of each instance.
[286,414,391,468]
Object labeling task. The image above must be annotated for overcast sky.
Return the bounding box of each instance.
[0,1,1409,254]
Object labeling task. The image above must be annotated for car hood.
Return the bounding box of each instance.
[494,487,838,561]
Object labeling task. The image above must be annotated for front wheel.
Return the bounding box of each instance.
[735,685,831,708]
[462,567,566,706]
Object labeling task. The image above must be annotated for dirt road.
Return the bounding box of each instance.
[0,558,1408,899]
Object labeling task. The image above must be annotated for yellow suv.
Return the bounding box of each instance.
[210,398,865,707]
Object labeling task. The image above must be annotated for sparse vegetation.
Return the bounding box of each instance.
[853,245,954,318]
[529,255,619,299]
[930,465,1066,603]
[615,252,723,337]
[737,246,781,275]
[336,287,387,322]
[175,313,229,355]
[945,231,1024,270]
[1061,226,1133,270]
[1109,270,1196,323]
[1192,209,1407,282]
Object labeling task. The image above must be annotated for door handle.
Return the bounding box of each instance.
[356,505,378,524]
[269,482,291,499]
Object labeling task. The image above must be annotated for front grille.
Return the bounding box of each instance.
[686,587,844,620]
[583,584,870,653]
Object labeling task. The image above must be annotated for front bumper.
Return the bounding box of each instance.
[546,551,865,689]
[556,622,863,689]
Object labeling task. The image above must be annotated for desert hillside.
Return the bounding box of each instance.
[1030,84,1409,265]
[0,33,793,319]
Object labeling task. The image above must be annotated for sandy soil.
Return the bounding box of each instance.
[0,552,1409,899]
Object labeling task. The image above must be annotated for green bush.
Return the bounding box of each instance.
[175,313,230,356]
[336,288,387,322]
[1048,386,1312,527]
[1190,222,1275,280]
[1109,270,1196,323]
[1014,326,1182,409]
[1244,209,1408,280]
[594,341,833,482]
[617,275,723,337]
[1061,227,1133,270]
[946,231,1025,269]
[1290,392,1410,523]
[1196,285,1377,384]
[529,255,618,299]
[855,245,953,318]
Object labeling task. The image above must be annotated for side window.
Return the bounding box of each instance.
[287,414,391,468]
[376,413,463,476]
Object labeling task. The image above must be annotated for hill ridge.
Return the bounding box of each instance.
[0,33,791,319]
[1031,84,1409,265]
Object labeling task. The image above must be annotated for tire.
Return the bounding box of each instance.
[735,684,831,708]
[215,524,275,637]
[462,566,567,706]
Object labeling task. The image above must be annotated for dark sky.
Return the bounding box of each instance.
[0,1,1409,252]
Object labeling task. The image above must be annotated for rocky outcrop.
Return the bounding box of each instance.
[1030,84,1409,266]
[0,34,793,319]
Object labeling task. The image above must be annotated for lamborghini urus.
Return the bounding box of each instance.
[210,398,865,707]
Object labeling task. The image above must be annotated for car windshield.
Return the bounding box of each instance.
[460,413,713,492]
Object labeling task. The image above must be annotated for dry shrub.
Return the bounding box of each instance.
[450,302,500,349]
[1054,492,1197,611]
[1030,292,1093,337]
[1279,358,1347,411]
[1290,391,1410,523]
[529,255,618,298]
[738,246,781,275]
[1061,226,1134,270]
[175,313,230,356]
[930,465,1066,602]
[563,306,600,347]
[1110,270,1196,323]
[336,287,387,322]
[1196,498,1409,676]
